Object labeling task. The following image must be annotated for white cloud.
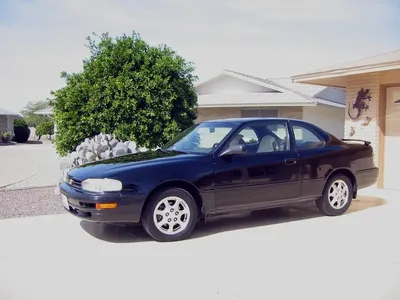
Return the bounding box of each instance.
[0,0,398,112]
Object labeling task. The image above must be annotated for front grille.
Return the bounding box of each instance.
[68,177,82,189]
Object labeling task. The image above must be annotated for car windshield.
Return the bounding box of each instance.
[162,122,236,154]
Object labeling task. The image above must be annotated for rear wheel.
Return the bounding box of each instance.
[316,174,353,216]
[142,188,199,242]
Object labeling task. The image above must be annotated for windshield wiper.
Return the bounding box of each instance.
[159,148,188,154]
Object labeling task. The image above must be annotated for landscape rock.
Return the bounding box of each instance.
[59,133,157,173]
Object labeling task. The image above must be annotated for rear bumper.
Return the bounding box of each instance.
[356,167,379,190]
[59,182,146,224]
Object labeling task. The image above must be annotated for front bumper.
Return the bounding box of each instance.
[59,182,146,223]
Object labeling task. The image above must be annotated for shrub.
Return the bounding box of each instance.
[36,121,54,138]
[13,119,31,143]
[51,32,198,156]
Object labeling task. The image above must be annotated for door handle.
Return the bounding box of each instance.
[285,158,297,165]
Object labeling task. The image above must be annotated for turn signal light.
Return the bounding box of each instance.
[96,203,117,209]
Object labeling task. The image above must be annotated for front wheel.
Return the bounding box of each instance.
[142,188,199,242]
[316,175,353,216]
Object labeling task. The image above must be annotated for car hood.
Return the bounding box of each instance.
[67,149,193,181]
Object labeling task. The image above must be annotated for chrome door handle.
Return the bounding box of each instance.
[285,158,297,165]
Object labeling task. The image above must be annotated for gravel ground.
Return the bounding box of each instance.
[0,186,66,219]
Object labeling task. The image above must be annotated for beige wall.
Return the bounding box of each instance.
[278,106,303,119]
[0,116,8,133]
[344,73,381,165]
[196,107,242,123]
[196,106,303,123]
[380,69,400,85]
[303,105,345,138]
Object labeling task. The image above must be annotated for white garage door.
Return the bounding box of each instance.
[384,87,400,190]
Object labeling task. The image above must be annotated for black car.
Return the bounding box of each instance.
[59,118,379,242]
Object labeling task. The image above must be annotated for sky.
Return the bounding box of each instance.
[0,0,399,112]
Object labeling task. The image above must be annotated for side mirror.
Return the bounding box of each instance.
[219,144,247,157]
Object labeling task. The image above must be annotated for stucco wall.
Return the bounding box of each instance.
[196,107,242,123]
[278,106,303,119]
[303,105,345,138]
[0,116,8,133]
[380,69,400,85]
[345,73,381,164]
[196,106,303,123]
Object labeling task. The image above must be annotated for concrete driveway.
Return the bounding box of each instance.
[0,140,60,189]
[0,188,399,300]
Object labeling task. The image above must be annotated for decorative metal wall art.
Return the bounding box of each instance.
[361,116,372,127]
[349,126,356,137]
[348,88,372,121]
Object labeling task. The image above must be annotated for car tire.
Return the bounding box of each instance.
[316,174,353,216]
[142,187,199,242]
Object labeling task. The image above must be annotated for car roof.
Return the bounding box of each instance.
[202,117,309,125]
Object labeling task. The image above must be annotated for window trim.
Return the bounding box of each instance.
[288,120,327,151]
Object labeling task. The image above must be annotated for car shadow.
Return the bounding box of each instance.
[80,195,386,243]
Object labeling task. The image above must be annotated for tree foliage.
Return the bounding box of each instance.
[20,100,52,127]
[35,121,54,138]
[52,32,198,156]
[13,119,31,143]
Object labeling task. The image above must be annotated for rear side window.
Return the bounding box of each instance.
[292,124,324,150]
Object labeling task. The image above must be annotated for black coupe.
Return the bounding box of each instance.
[59,118,379,242]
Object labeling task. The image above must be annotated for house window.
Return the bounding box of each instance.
[241,109,278,118]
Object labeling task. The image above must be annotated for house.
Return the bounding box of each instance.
[195,69,346,138]
[0,108,22,135]
[34,106,56,138]
[292,49,400,190]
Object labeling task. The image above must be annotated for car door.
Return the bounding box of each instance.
[213,120,302,210]
[289,120,329,198]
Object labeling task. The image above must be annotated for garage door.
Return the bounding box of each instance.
[384,87,400,189]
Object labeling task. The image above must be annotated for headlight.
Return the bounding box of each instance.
[61,170,69,183]
[81,178,123,192]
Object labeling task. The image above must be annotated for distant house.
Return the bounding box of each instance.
[0,108,22,135]
[34,106,53,116]
[195,69,346,138]
[34,106,56,138]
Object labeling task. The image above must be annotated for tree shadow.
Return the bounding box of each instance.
[0,140,43,146]
[24,140,43,145]
[80,195,386,243]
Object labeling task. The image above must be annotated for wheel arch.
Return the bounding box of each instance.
[141,180,204,219]
[325,168,357,198]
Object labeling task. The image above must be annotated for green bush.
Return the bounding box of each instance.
[13,119,31,143]
[51,32,198,156]
[36,121,54,137]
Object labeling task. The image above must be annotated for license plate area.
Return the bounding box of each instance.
[61,194,69,210]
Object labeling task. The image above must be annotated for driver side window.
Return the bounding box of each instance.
[259,122,290,152]
[226,121,290,154]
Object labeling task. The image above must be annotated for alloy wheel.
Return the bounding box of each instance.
[153,196,191,235]
[328,179,349,210]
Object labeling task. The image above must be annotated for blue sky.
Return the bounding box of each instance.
[0,0,399,112]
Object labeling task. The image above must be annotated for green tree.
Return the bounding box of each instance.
[35,121,54,140]
[20,100,52,127]
[51,32,198,156]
